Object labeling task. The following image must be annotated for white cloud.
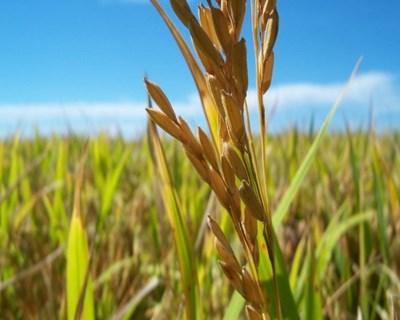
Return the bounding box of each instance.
[0,102,147,138]
[253,71,400,111]
[0,71,398,137]
[0,98,205,138]
[0,102,146,119]
[3,72,394,119]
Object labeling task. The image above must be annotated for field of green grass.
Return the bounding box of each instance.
[0,128,399,319]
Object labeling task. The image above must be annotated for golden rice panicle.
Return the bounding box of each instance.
[242,267,263,307]
[239,180,265,222]
[231,38,248,106]
[198,126,219,172]
[207,216,241,274]
[246,304,265,320]
[222,142,249,181]
[144,79,177,121]
[222,91,246,152]
[178,116,204,159]
[219,260,245,296]
[146,108,183,141]
[243,207,259,252]
[220,154,235,194]
[170,0,194,27]
[255,0,279,94]
[205,74,230,142]
[209,167,230,209]
[208,215,265,316]
[146,0,279,318]
[189,16,225,76]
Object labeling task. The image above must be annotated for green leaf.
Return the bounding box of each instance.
[66,150,94,320]
[272,60,362,230]
[305,235,322,320]
[223,291,245,320]
[147,118,203,320]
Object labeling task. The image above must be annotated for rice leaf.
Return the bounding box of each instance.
[100,146,132,219]
[222,291,245,320]
[147,114,203,320]
[272,59,362,230]
[66,149,94,320]
[317,211,374,277]
[304,233,322,320]
[372,152,391,264]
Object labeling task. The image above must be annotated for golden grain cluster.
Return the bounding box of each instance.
[146,0,280,318]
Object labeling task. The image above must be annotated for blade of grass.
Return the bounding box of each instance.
[257,222,300,319]
[147,109,203,320]
[111,277,161,320]
[272,58,362,230]
[254,60,362,317]
[66,146,95,320]
[100,145,132,220]
[222,291,245,320]
[305,228,323,320]
[346,125,371,319]
[0,246,64,292]
[316,210,373,277]
[293,210,373,307]
[372,147,391,264]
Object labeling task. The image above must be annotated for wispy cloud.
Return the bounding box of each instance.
[0,102,148,137]
[0,102,146,119]
[248,71,399,111]
[0,71,398,137]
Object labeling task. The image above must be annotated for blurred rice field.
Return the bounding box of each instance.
[0,128,399,319]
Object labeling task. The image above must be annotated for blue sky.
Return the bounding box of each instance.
[0,0,399,137]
